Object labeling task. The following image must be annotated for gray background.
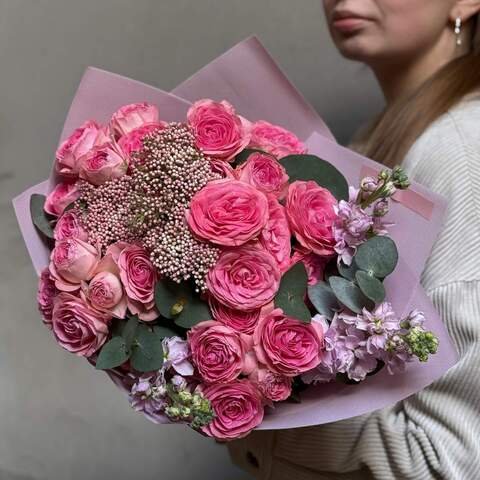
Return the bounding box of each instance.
[0,1,383,479]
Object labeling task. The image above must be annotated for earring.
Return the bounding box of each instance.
[454,17,462,46]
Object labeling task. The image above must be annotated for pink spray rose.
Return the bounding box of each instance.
[237,152,289,199]
[208,158,236,179]
[286,180,338,256]
[250,368,293,403]
[248,120,306,158]
[79,143,128,186]
[188,320,254,384]
[187,99,251,161]
[253,308,324,377]
[37,268,59,327]
[51,292,110,357]
[209,297,261,335]
[53,209,88,242]
[260,195,292,271]
[117,123,166,158]
[116,243,158,321]
[55,120,106,177]
[201,379,264,440]
[44,182,80,217]
[207,243,281,311]
[49,238,99,291]
[110,102,159,137]
[187,179,269,247]
[84,271,127,319]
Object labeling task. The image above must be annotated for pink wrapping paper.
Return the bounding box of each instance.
[12,36,458,430]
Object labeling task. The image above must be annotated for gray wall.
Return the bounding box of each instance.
[0,1,383,479]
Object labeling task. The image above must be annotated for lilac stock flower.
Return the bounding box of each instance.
[162,336,194,376]
[333,186,374,266]
[353,302,400,355]
[129,369,169,423]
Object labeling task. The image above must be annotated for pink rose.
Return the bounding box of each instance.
[208,158,236,179]
[44,182,80,217]
[250,368,292,403]
[118,122,166,158]
[201,379,264,440]
[50,238,99,291]
[209,297,261,335]
[237,152,289,199]
[110,102,159,138]
[248,120,306,158]
[207,243,281,311]
[51,292,110,357]
[286,180,338,256]
[53,209,89,242]
[253,308,324,376]
[260,195,291,271]
[37,268,59,327]
[55,120,106,177]
[187,179,269,247]
[83,271,127,319]
[188,320,254,384]
[116,244,158,321]
[79,143,128,186]
[187,99,251,161]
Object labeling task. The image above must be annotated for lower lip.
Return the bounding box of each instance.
[333,18,370,33]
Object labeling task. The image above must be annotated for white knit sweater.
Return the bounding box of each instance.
[229,93,480,480]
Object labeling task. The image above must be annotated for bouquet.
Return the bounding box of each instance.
[14,36,458,441]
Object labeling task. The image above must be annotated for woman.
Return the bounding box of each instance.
[229,1,480,479]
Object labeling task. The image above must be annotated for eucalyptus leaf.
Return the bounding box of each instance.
[328,276,374,314]
[274,262,310,323]
[355,236,398,278]
[30,194,54,239]
[130,325,164,372]
[95,336,129,370]
[355,270,386,303]
[338,258,360,281]
[174,296,212,329]
[307,281,339,320]
[122,316,139,350]
[154,280,190,319]
[279,154,349,201]
[153,325,178,339]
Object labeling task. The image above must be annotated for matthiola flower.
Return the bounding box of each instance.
[333,186,374,266]
[352,302,400,354]
[129,369,169,424]
[162,336,194,376]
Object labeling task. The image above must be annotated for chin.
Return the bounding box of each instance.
[335,37,378,62]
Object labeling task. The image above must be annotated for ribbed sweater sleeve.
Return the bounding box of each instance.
[228,97,480,480]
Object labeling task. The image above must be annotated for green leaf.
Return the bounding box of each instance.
[174,297,212,329]
[338,258,360,281]
[354,236,398,278]
[153,325,178,339]
[274,262,311,323]
[130,325,164,372]
[122,316,139,350]
[233,148,270,167]
[95,336,129,370]
[110,318,127,337]
[328,276,374,314]
[355,270,386,303]
[30,194,54,239]
[307,281,339,320]
[154,280,190,319]
[279,154,349,201]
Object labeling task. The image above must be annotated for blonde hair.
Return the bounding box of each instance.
[352,14,480,168]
